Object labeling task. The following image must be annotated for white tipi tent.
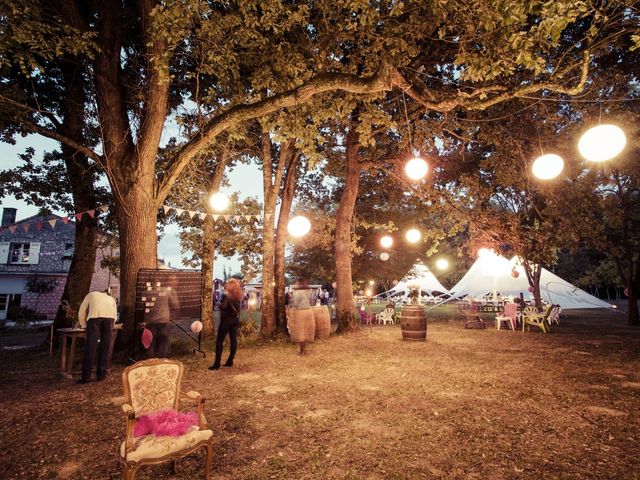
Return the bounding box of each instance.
[446,251,612,309]
[386,261,448,297]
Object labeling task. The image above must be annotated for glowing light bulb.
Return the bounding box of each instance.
[578,124,626,162]
[405,228,421,243]
[380,252,390,261]
[287,215,311,237]
[209,192,229,211]
[532,154,564,180]
[405,157,429,180]
[436,258,449,270]
[380,235,393,249]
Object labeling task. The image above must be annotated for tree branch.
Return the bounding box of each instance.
[20,119,103,164]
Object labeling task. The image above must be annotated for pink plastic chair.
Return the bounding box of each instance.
[496,303,517,330]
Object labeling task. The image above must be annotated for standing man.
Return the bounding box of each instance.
[77,290,118,384]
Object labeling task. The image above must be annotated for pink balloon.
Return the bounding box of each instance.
[511,270,520,278]
[191,321,203,334]
[332,282,337,289]
[141,328,153,349]
[528,286,534,293]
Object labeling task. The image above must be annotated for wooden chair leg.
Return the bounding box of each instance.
[204,443,213,480]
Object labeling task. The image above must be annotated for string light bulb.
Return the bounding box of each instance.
[406,228,421,243]
[209,192,229,211]
[532,154,564,180]
[405,157,429,181]
[380,235,393,248]
[287,215,311,237]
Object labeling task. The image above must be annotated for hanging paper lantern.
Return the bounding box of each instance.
[191,321,203,334]
[532,154,564,180]
[405,157,429,180]
[578,124,626,162]
[528,286,534,293]
[405,228,421,243]
[380,235,393,248]
[380,252,390,261]
[209,192,230,211]
[511,269,520,278]
[624,288,629,297]
[331,282,337,289]
[141,328,153,349]
[287,215,311,237]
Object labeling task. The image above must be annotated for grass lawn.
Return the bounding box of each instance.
[0,306,638,479]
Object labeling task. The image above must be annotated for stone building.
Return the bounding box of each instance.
[0,207,119,321]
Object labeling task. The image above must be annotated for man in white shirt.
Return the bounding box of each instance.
[77,290,118,383]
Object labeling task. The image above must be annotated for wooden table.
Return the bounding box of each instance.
[58,324,122,379]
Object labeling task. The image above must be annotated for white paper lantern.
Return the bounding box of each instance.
[287,215,311,237]
[380,235,393,248]
[380,252,390,261]
[209,192,229,211]
[532,154,564,180]
[578,124,626,162]
[190,321,203,334]
[405,228,421,243]
[436,258,449,270]
[405,157,429,180]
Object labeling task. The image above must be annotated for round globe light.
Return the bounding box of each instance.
[380,235,393,249]
[365,289,372,297]
[287,215,311,237]
[578,124,626,162]
[405,157,429,181]
[436,258,449,270]
[380,252,390,261]
[209,192,229,211]
[532,154,564,180]
[405,228,421,243]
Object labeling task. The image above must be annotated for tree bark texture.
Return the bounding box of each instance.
[52,61,98,333]
[275,153,300,333]
[260,134,293,337]
[335,129,361,333]
[199,153,227,338]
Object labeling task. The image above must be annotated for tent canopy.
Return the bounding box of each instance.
[386,261,448,297]
[445,252,612,310]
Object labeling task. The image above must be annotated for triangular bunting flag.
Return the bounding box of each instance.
[9,225,17,233]
[188,210,196,219]
[61,217,69,224]
[99,205,109,213]
[223,215,230,222]
[175,208,184,216]
[48,219,57,229]
[212,215,219,221]
[87,210,95,218]
[199,213,207,220]
[75,213,83,222]
[265,214,272,220]
[35,222,43,230]
[162,205,171,214]
[22,223,30,232]
[245,215,252,222]
[233,215,241,222]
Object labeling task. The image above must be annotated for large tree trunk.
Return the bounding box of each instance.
[335,129,361,333]
[200,216,216,337]
[53,61,98,333]
[627,258,639,326]
[115,186,159,346]
[260,135,293,337]
[275,154,300,333]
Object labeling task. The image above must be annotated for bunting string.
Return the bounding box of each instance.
[0,204,268,236]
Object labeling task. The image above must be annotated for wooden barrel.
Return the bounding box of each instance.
[400,306,427,341]
[312,306,331,339]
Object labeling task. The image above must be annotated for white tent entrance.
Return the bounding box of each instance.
[444,251,612,310]
[380,261,448,301]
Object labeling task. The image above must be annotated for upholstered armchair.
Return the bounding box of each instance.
[120,358,213,480]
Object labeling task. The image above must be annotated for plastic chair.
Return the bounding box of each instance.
[375,308,395,325]
[522,305,554,333]
[459,301,485,329]
[495,303,517,330]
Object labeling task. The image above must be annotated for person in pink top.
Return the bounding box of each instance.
[76,290,117,384]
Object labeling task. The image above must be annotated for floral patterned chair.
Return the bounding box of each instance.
[120,358,213,480]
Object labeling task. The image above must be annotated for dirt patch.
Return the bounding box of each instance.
[0,307,639,479]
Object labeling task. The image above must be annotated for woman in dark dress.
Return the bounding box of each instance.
[209,278,243,370]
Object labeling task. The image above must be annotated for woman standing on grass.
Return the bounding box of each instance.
[288,278,315,355]
[209,278,243,370]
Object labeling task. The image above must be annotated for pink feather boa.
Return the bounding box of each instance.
[134,409,199,437]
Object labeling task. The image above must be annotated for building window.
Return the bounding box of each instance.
[10,243,30,264]
[63,243,74,259]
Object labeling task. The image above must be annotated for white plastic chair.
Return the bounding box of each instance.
[375,308,395,325]
[495,303,517,330]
